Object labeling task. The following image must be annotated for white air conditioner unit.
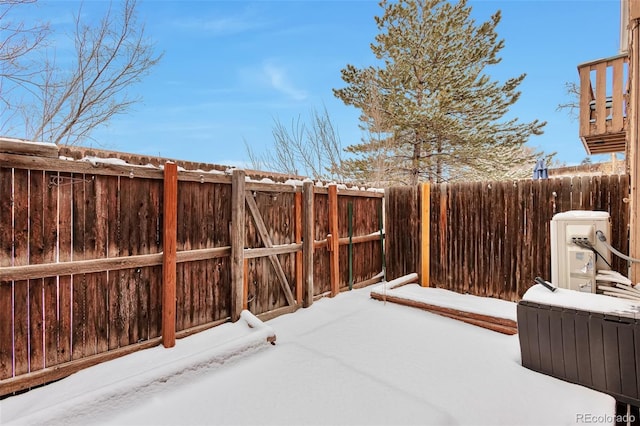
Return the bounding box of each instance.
[550,210,611,293]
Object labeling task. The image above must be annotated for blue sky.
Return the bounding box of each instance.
[24,0,621,168]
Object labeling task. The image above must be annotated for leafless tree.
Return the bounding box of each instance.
[0,0,48,94]
[0,0,48,132]
[246,106,346,181]
[2,0,162,145]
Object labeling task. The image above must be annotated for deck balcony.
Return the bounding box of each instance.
[578,53,628,154]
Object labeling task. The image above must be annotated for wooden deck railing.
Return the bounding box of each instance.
[578,53,628,154]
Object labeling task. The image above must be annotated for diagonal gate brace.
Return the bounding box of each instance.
[245,192,296,306]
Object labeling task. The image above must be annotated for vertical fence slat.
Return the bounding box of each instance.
[302,182,314,307]
[43,171,59,369]
[84,176,99,358]
[106,176,121,351]
[0,167,12,379]
[13,169,29,376]
[328,185,339,297]
[28,170,45,373]
[71,173,86,360]
[135,178,150,341]
[57,174,73,364]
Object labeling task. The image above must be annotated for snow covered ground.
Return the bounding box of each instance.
[1,285,616,426]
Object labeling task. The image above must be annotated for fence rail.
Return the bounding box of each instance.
[0,140,384,396]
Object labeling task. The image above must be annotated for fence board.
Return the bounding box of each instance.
[84,177,100,359]
[71,175,87,359]
[13,169,29,376]
[58,173,73,364]
[28,171,45,372]
[0,168,11,266]
[136,178,151,341]
[0,279,10,379]
[313,193,330,295]
[43,171,59,369]
[106,175,121,351]
[0,168,10,379]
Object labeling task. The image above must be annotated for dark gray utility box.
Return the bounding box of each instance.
[518,300,640,406]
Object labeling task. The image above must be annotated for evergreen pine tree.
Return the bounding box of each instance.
[333,0,546,184]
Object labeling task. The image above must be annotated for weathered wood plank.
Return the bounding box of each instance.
[311,186,384,198]
[13,169,29,376]
[43,171,59,369]
[0,281,11,379]
[328,185,340,297]
[0,253,164,281]
[0,167,13,379]
[579,65,593,137]
[57,173,73,364]
[106,175,121,351]
[119,177,138,346]
[0,138,58,158]
[302,181,314,307]
[84,176,100,358]
[135,178,151,341]
[28,170,45,372]
[0,152,165,180]
[595,62,607,134]
[243,244,301,259]
[313,192,330,296]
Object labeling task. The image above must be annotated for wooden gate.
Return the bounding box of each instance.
[242,183,302,319]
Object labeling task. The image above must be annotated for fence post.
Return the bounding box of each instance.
[328,184,340,297]
[162,162,178,348]
[302,182,314,307]
[420,183,430,287]
[230,169,245,322]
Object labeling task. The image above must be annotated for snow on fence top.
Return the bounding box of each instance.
[0,137,382,192]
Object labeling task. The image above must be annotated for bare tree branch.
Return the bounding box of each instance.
[0,0,49,107]
[1,0,162,145]
[36,0,162,145]
[246,106,347,182]
[556,81,580,120]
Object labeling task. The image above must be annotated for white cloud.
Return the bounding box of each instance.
[174,16,258,35]
[170,6,270,36]
[262,63,308,101]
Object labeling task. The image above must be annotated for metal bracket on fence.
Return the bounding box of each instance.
[48,175,95,188]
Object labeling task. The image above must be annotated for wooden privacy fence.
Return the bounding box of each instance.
[0,139,384,396]
[386,175,630,301]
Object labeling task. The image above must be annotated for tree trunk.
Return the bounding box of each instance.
[411,137,420,185]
